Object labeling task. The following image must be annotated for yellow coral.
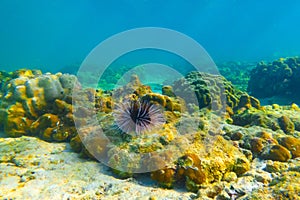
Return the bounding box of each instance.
[151,168,176,188]
[279,57,285,62]
[291,103,299,111]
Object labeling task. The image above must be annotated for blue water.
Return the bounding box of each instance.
[1,0,300,73]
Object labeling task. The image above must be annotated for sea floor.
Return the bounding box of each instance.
[0,135,194,200]
[1,127,299,200]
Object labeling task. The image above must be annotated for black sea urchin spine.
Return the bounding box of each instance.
[113,100,165,135]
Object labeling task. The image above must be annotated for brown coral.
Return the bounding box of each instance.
[279,136,300,158]
[278,115,295,134]
[151,168,176,188]
[261,145,292,162]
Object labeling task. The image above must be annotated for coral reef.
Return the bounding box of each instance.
[69,72,253,192]
[150,135,250,191]
[0,70,78,141]
[1,68,300,198]
[248,57,300,104]
[232,104,300,135]
[223,113,300,163]
[172,71,260,113]
[218,61,256,91]
[172,71,235,110]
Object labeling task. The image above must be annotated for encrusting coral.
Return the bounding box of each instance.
[248,57,300,103]
[0,69,78,141]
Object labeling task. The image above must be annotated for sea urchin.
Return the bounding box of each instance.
[113,100,165,135]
